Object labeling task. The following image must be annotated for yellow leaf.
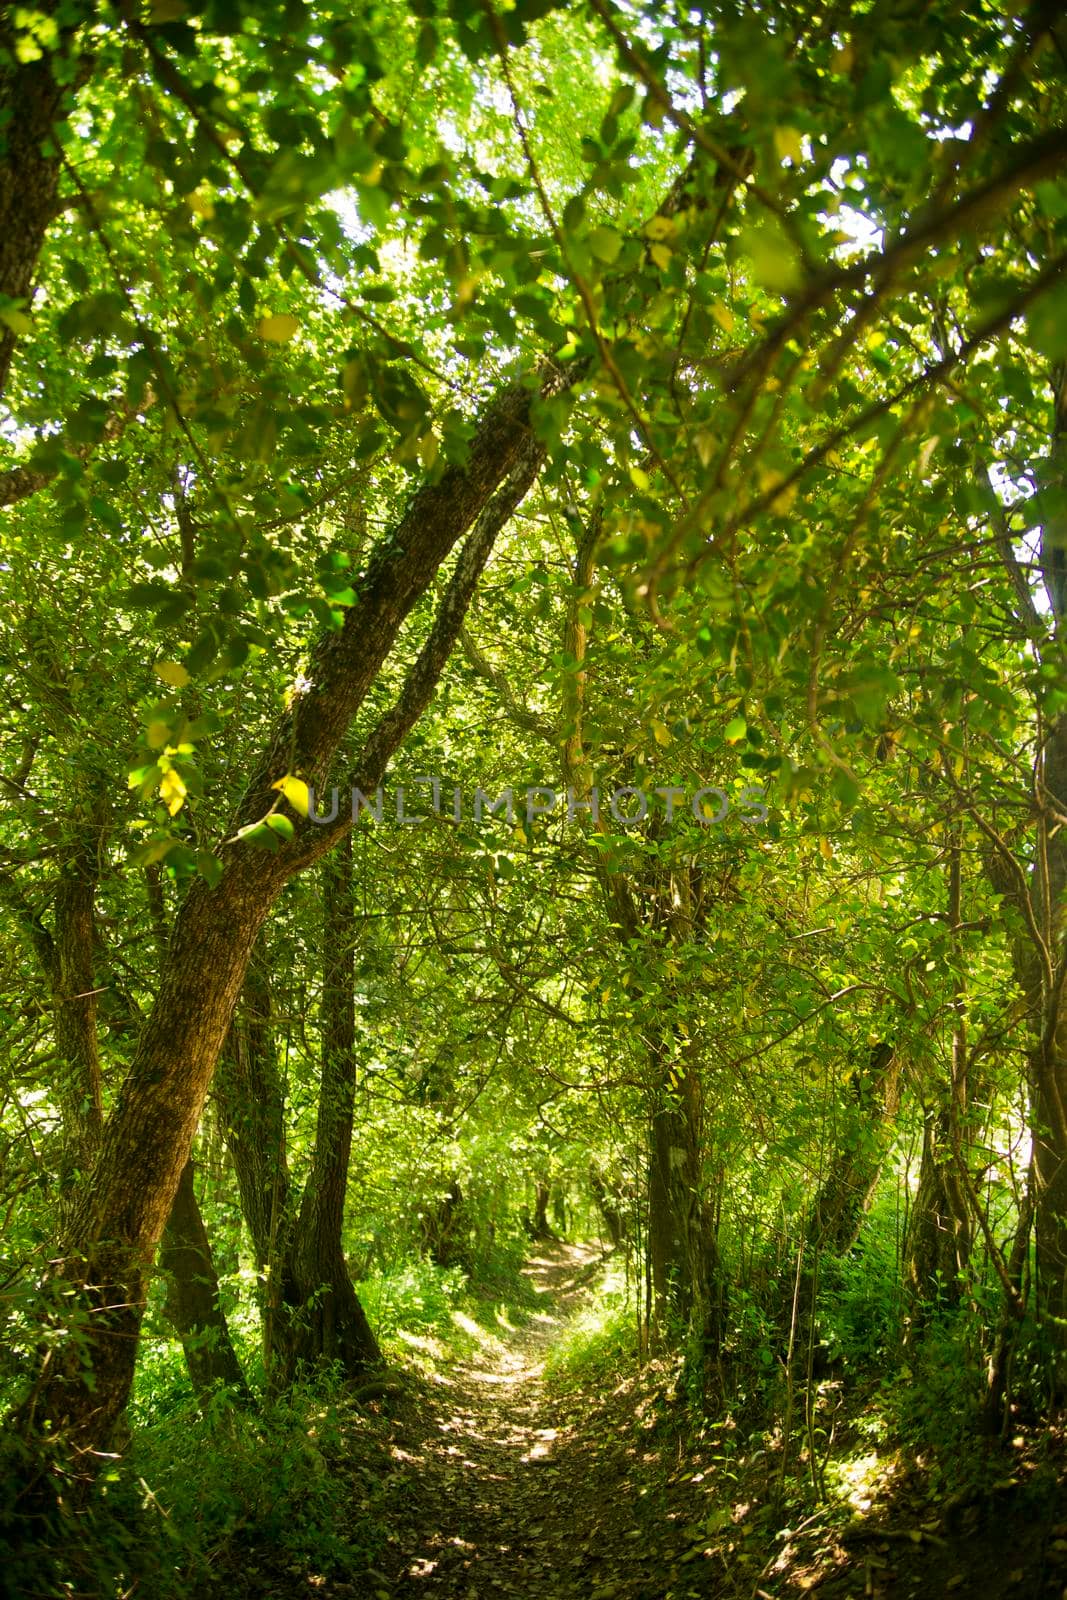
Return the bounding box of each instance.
[649,241,672,271]
[146,719,171,750]
[629,464,651,491]
[0,307,32,336]
[257,313,300,343]
[160,767,187,817]
[155,660,191,688]
[709,300,735,334]
[185,186,215,219]
[651,719,670,746]
[271,774,311,817]
[774,126,804,165]
[819,837,833,861]
[694,430,717,468]
[756,466,797,514]
[643,214,676,242]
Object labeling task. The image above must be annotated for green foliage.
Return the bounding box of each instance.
[542,1260,634,1386]
[2,0,1067,1578]
[1,1374,385,1598]
[131,1378,384,1596]
[816,1196,904,1370]
[877,1317,992,1497]
[357,1257,471,1353]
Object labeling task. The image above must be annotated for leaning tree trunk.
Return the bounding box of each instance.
[144,866,250,1399]
[0,9,89,398]
[159,1159,249,1402]
[0,799,107,1182]
[213,956,292,1278]
[50,852,105,1177]
[1031,706,1067,1373]
[1025,368,1067,1380]
[10,376,550,1471]
[286,833,381,1380]
[589,1164,627,1247]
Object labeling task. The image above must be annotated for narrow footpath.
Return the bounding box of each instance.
[364,1244,1064,1600]
[380,1242,643,1598]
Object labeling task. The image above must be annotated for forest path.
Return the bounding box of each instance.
[379,1241,664,1600]
[367,1246,1057,1600]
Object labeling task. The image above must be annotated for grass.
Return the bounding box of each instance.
[542,1257,637,1387]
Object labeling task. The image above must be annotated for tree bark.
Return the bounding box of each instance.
[213,956,290,1277]
[143,867,249,1400]
[808,1043,901,1259]
[0,799,106,1179]
[0,9,89,398]
[647,1043,723,1359]
[555,513,725,1363]
[285,833,381,1379]
[159,1160,249,1402]
[903,1110,974,1313]
[988,364,1067,1389]
[50,853,105,1177]
[422,1179,467,1268]
[904,841,974,1322]
[589,1164,627,1247]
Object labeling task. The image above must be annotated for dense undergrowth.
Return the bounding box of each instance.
[0,1234,548,1600]
[2,1196,1065,1600]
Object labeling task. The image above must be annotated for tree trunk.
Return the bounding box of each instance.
[159,1160,249,1402]
[0,801,107,1180]
[807,1042,900,1259]
[50,859,105,1179]
[589,1164,627,1247]
[555,514,725,1364]
[1031,702,1067,1373]
[989,371,1067,1391]
[647,1045,724,1364]
[11,377,551,1469]
[904,841,974,1323]
[0,10,89,398]
[526,1182,554,1242]
[422,1179,467,1268]
[903,1110,973,1316]
[286,834,381,1380]
[213,956,290,1277]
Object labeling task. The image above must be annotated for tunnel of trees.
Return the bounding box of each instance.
[1,1,1066,1595]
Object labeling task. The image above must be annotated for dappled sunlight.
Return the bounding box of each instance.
[395,1329,444,1356]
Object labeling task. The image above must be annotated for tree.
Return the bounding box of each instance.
[3,0,1067,1505]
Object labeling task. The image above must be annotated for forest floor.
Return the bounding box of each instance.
[313,1243,1067,1600]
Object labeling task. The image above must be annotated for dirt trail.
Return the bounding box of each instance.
[381,1242,640,1599]
[370,1244,1064,1600]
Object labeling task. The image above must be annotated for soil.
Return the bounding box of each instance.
[332,1244,1067,1600]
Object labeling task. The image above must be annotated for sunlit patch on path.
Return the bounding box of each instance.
[381,1242,616,1598]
